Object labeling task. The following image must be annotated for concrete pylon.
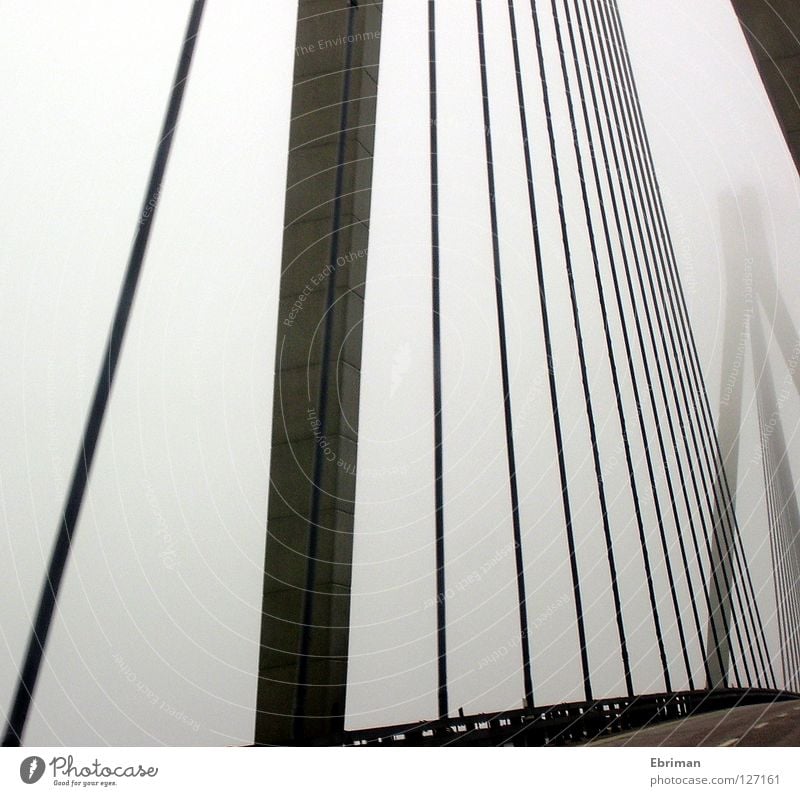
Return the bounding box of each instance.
[255,0,382,745]
[730,0,800,175]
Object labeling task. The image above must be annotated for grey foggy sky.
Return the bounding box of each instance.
[1,0,799,744]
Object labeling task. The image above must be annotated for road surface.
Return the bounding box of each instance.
[589,700,800,746]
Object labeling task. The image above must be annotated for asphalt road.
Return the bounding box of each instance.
[589,700,800,746]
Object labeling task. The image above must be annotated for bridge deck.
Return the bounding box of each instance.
[589,699,800,747]
[264,689,799,747]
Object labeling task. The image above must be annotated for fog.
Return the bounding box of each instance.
[1,0,798,744]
